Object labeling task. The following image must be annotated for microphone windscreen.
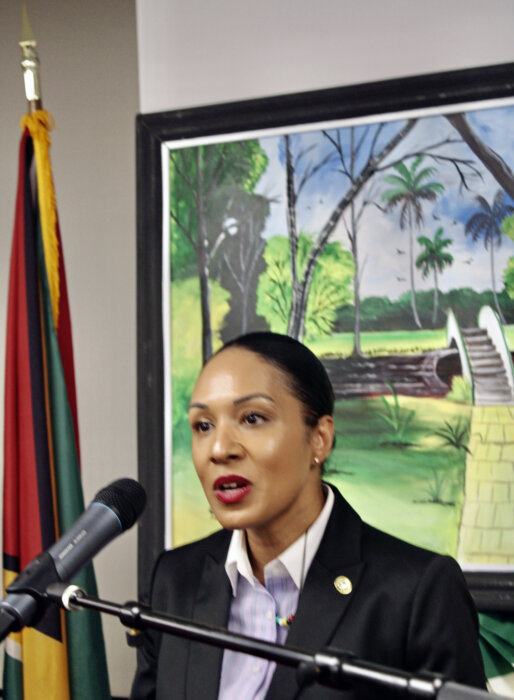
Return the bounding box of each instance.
[93,478,146,530]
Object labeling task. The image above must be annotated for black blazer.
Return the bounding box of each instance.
[130,486,486,699]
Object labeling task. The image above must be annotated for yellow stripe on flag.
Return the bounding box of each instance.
[20,110,61,328]
[3,567,19,591]
[22,625,70,700]
[3,568,70,699]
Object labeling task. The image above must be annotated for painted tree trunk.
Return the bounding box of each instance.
[350,204,364,357]
[432,266,439,326]
[285,135,300,338]
[287,119,419,341]
[447,113,514,199]
[490,241,506,324]
[409,227,422,328]
[196,151,213,363]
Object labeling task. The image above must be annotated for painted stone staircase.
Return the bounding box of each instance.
[461,327,514,405]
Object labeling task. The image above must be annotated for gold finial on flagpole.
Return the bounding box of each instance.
[19,0,42,113]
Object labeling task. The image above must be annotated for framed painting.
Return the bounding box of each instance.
[136,62,514,610]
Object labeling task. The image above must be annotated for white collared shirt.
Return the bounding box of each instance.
[218,485,335,700]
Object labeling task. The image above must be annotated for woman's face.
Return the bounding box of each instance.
[188,347,333,541]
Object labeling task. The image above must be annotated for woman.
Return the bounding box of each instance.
[131,332,486,700]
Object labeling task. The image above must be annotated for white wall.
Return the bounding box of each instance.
[0,1,513,697]
[136,0,514,114]
[0,1,139,697]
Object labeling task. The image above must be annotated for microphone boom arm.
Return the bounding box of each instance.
[46,583,502,700]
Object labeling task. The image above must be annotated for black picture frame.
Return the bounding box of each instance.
[136,62,514,610]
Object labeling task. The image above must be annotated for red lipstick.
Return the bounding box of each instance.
[213,474,252,504]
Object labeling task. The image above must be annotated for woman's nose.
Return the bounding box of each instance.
[210,422,243,463]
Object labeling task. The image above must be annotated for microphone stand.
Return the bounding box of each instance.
[46,583,499,699]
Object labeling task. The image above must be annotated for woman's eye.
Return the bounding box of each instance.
[193,420,212,433]
[243,412,265,426]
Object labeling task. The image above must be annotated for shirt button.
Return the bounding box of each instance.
[253,664,260,674]
[266,610,273,620]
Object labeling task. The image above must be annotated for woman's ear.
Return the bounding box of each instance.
[312,415,335,465]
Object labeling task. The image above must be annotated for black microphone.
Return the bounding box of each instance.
[0,477,146,637]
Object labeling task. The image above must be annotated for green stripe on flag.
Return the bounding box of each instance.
[3,649,24,700]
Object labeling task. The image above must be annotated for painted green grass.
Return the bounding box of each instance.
[171,447,221,547]
[328,396,471,555]
[171,395,471,553]
[308,329,447,358]
[306,323,513,357]
[504,324,514,349]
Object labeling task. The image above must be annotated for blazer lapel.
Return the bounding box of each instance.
[288,559,365,651]
[266,487,366,700]
[185,539,232,700]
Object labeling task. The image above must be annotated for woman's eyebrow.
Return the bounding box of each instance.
[189,392,276,411]
[234,393,275,405]
[188,401,208,410]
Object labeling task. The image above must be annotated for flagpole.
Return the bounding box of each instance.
[19,0,42,113]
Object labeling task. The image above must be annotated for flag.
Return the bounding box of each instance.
[2,111,110,699]
[479,612,514,697]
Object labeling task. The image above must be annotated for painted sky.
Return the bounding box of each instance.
[253,102,514,301]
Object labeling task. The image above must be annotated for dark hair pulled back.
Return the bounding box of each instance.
[217,331,334,427]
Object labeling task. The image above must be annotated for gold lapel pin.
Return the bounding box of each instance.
[334,575,352,595]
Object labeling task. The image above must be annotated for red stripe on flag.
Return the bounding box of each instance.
[3,131,43,568]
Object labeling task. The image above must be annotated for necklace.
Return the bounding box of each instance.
[275,613,295,627]
[275,526,309,628]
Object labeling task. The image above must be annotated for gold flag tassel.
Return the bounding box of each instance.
[20,111,61,330]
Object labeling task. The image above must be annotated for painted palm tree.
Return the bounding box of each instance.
[382,155,445,328]
[465,189,514,324]
[416,227,454,326]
